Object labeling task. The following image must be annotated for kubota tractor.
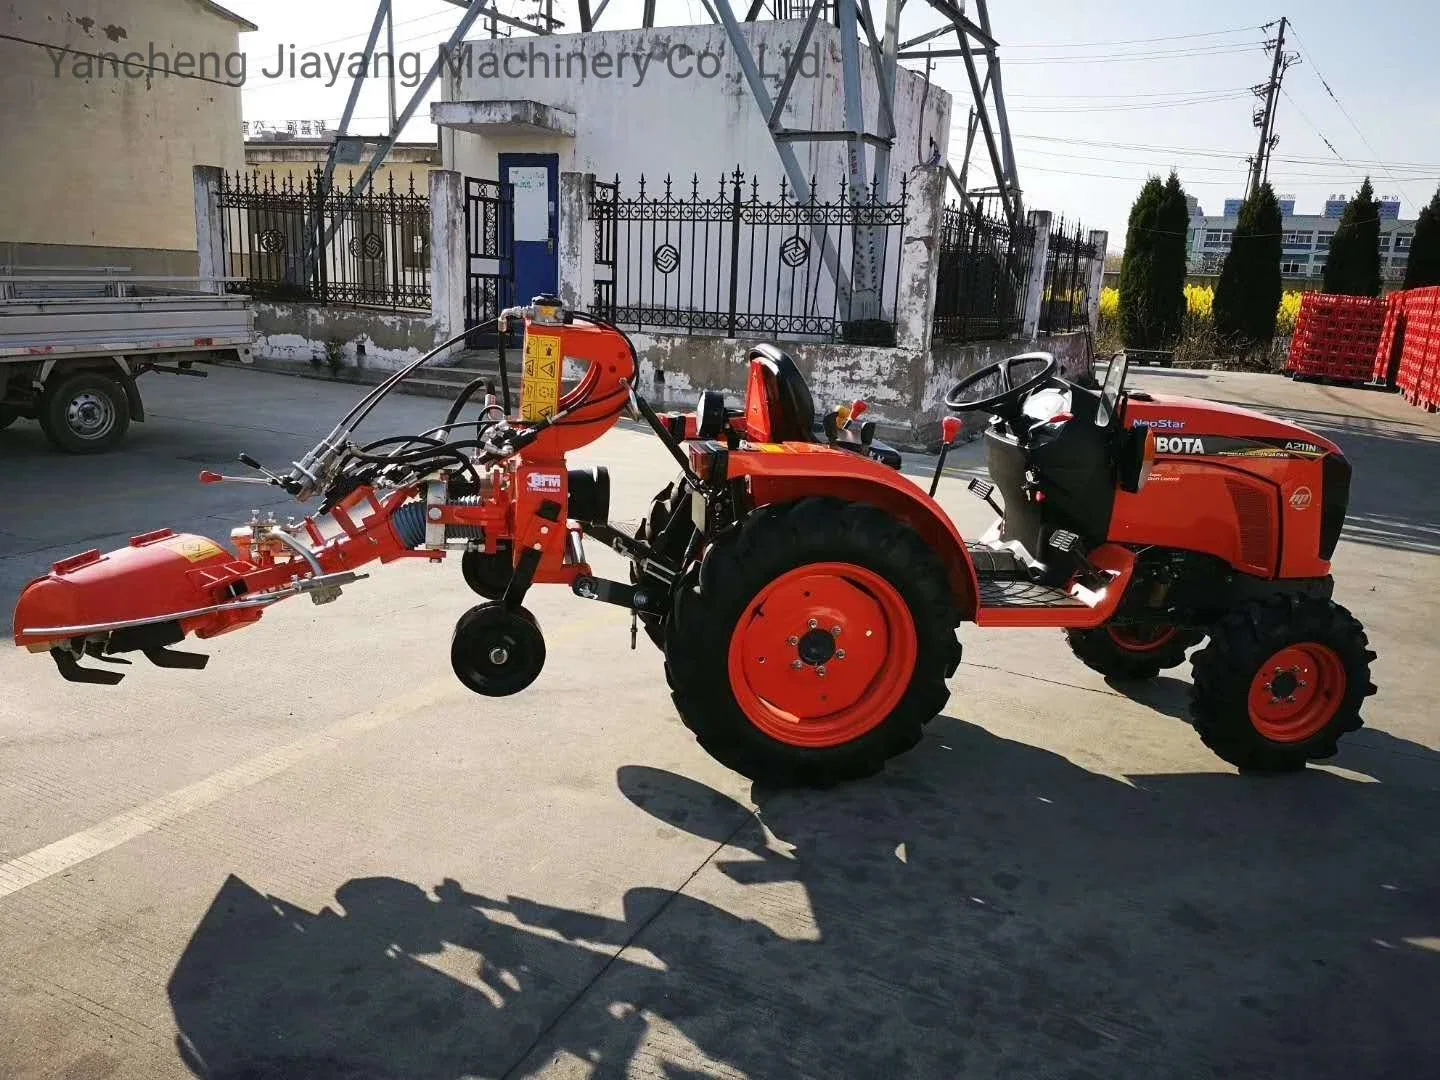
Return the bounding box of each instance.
[11,298,1376,788]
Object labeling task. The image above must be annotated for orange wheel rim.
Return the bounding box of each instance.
[1107,624,1177,653]
[1248,643,1347,742]
[726,562,917,749]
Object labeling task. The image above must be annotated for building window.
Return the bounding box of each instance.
[1381,235,1392,250]
[1283,231,1312,248]
[1281,260,1304,275]
[1315,234,1332,250]
[1204,229,1233,247]
[1396,234,1413,251]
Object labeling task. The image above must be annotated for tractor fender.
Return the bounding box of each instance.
[724,450,981,620]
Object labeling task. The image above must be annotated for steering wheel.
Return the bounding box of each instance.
[944,352,1058,416]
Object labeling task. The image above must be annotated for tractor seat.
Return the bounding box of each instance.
[748,344,817,443]
[746,343,902,469]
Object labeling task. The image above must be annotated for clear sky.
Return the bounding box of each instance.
[225,0,1439,248]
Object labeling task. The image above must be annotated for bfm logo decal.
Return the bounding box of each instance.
[1289,486,1313,510]
[1155,436,1206,455]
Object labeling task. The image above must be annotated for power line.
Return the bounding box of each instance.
[1280,87,1344,160]
[1285,18,1423,203]
[1006,85,1254,100]
[0,29,242,87]
[998,25,1267,49]
[1010,92,1251,115]
[929,42,1263,66]
[1003,133,1439,173]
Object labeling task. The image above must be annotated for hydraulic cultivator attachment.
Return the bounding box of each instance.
[11,296,652,688]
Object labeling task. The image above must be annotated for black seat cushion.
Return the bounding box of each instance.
[748,344,817,443]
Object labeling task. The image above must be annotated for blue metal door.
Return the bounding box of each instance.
[499,152,559,310]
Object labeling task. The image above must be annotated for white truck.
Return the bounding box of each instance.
[0,271,256,453]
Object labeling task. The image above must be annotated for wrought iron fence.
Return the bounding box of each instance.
[216,168,431,311]
[1038,216,1099,334]
[590,170,908,345]
[932,198,1036,344]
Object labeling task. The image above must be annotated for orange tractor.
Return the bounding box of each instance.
[13,297,1377,786]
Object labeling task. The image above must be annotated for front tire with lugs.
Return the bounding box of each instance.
[664,497,961,788]
[1189,594,1376,772]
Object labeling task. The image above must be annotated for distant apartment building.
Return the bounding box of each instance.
[243,127,441,195]
[1187,193,1415,284]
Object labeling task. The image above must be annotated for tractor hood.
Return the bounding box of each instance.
[1122,391,1342,458]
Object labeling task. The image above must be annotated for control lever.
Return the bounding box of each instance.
[928,417,964,497]
[1048,529,1106,583]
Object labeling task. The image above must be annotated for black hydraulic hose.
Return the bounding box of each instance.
[443,377,493,431]
[342,318,499,433]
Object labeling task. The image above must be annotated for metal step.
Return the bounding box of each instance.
[977,579,1086,608]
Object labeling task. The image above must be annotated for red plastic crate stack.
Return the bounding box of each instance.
[1372,290,1407,382]
[1287,292,1388,384]
[1396,287,1440,410]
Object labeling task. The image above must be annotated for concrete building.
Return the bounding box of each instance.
[243,135,441,196]
[1188,193,1415,285]
[0,0,255,274]
[432,19,951,306]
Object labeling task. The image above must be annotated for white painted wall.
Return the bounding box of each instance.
[440,22,949,340]
[442,22,949,195]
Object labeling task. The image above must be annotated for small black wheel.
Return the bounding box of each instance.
[1066,622,1204,681]
[1189,594,1376,772]
[451,603,546,697]
[40,371,130,453]
[0,405,17,431]
[461,543,514,600]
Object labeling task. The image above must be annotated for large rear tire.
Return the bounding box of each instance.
[1189,595,1376,772]
[663,497,961,788]
[0,405,17,431]
[1066,622,1204,681]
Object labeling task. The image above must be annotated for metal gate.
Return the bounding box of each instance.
[464,176,512,348]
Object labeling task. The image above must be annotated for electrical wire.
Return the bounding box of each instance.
[998,25,1268,49]
[0,30,243,87]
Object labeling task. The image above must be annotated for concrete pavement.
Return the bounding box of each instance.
[0,364,1437,1079]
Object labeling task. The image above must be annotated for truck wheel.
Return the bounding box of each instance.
[664,497,961,788]
[40,371,130,453]
[1065,623,1203,681]
[1189,595,1376,772]
[0,406,16,431]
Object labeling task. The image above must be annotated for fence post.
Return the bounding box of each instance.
[193,165,225,292]
[726,169,742,339]
[557,172,595,314]
[1022,210,1052,340]
[429,170,467,342]
[895,166,945,353]
[1086,229,1108,333]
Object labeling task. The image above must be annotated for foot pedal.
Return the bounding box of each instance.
[50,647,125,685]
[143,646,210,670]
[967,478,995,500]
[1048,529,1080,553]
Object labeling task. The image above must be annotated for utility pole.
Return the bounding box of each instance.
[1246,17,1298,200]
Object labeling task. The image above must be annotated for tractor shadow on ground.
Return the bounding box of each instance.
[1102,672,1194,721]
[167,723,1440,1080]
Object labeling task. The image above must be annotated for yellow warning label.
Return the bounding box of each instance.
[521,332,563,421]
[168,537,224,563]
[749,443,787,453]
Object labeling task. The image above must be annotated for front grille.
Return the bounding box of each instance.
[1319,453,1352,560]
[1225,477,1277,572]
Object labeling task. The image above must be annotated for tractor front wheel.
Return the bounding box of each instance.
[1066,622,1204,681]
[1188,595,1376,772]
[664,497,960,788]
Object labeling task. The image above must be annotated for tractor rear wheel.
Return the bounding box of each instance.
[1189,594,1376,772]
[1065,622,1204,681]
[663,497,960,788]
[0,406,17,431]
[631,479,696,649]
